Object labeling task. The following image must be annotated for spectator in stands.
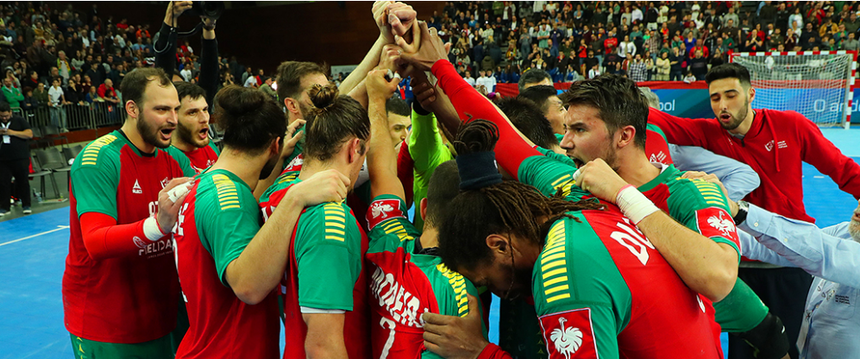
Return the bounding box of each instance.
[843,33,859,52]
[655,51,670,81]
[20,88,38,111]
[48,78,68,132]
[463,70,476,88]
[2,78,24,109]
[84,85,100,103]
[517,68,551,91]
[690,50,708,81]
[32,82,49,106]
[669,46,683,81]
[683,70,697,83]
[628,53,648,82]
[65,78,84,105]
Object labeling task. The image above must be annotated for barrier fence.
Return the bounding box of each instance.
[12,102,126,131]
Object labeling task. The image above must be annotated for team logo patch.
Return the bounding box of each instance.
[285,155,304,172]
[160,177,170,189]
[648,151,668,165]
[696,207,740,246]
[367,199,404,229]
[539,308,597,359]
[133,236,147,249]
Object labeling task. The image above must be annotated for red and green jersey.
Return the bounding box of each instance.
[645,123,673,165]
[365,195,482,359]
[173,169,279,359]
[177,141,220,174]
[259,173,372,359]
[63,130,195,343]
[533,209,722,359]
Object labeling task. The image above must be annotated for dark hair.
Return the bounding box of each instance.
[518,68,552,91]
[275,61,326,104]
[303,84,370,162]
[174,81,206,102]
[214,85,286,154]
[385,97,411,117]
[518,85,559,114]
[437,120,602,272]
[120,67,171,110]
[424,160,461,228]
[561,74,648,149]
[495,97,558,149]
[0,102,10,112]
[705,63,751,87]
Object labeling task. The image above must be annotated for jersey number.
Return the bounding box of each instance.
[609,218,655,265]
[379,317,396,359]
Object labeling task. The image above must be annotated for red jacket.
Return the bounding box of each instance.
[648,107,860,224]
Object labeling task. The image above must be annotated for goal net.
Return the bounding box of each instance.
[730,51,857,129]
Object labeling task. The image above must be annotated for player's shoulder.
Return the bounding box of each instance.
[75,132,124,168]
[665,174,730,210]
[197,170,256,213]
[301,201,359,245]
[259,171,300,203]
[161,145,194,171]
[427,260,473,317]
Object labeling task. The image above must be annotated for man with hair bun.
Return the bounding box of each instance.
[63,67,196,357]
[259,82,372,359]
[173,85,348,358]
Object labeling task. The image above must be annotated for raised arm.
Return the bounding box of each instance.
[365,68,405,201]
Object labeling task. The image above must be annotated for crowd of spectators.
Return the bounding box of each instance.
[0,2,259,132]
[427,1,860,86]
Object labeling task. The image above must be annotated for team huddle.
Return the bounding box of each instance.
[60,2,860,359]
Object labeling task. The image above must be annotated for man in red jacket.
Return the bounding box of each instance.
[648,63,860,359]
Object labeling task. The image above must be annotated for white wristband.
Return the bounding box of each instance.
[143,217,166,241]
[615,185,660,225]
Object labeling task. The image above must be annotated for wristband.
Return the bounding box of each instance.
[143,217,167,241]
[615,185,660,225]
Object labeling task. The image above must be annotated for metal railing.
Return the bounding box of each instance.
[12,102,126,131]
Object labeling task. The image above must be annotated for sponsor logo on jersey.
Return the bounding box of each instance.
[133,236,147,249]
[649,151,668,164]
[284,154,304,172]
[132,180,143,194]
[367,199,405,230]
[369,266,429,328]
[778,140,788,149]
[539,308,597,359]
[160,177,170,189]
[138,237,173,258]
[765,140,774,152]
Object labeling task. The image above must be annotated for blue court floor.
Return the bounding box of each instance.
[1,128,858,359]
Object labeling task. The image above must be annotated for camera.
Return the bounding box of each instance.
[190,1,225,20]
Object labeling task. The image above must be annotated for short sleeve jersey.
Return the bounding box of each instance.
[365,195,482,359]
[645,123,673,165]
[178,141,220,173]
[173,169,279,359]
[533,208,722,359]
[259,173,372,359]
[637,164,742,258]
[63,130,195,343]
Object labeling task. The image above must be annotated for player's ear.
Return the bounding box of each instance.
[284,98,300,117]
[748,86,755,102]
[270,137,281,158]
[617,125,635,149]
[485,234,510,256]
[419,198,428,221]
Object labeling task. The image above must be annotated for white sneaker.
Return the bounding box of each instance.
[23,207,32,214]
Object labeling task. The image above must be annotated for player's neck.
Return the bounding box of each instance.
[171,136,195,152]
[618,151,662,187]
[419,226,439,249]
[208,149,265,191]
[120,120,155,154]
[298,159,349,183]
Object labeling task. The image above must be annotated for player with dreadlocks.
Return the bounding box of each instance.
[396,21,725,358]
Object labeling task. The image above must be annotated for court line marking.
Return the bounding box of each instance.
[0,225,70,247]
